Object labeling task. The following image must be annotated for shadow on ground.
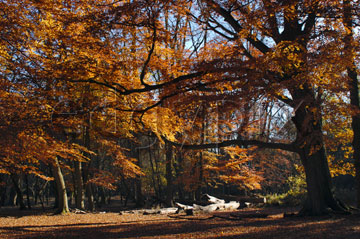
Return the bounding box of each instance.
[1,207,359,239]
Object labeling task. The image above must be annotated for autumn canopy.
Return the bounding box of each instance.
[0,0,359,216]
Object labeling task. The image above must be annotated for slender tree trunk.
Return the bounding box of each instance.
[134,146,144,207]
[147,137,159,198]
[52,158,69,214]
[0,188,4,207]
[174,150,184,201]
[51,176,59,209]
[82,110,95,211]
[74,161,85,209]
[36,180,48,211]
[34,177,39,206]
[196,112,206,201]
[24,174,32,209]
[165,142,173,206]
[0,175,8,207]
[100,187,106,206]
[85,183,94,211]
[10,174,26,210]
[8,187,17,207]
[195,151,203,201]
[155,148,163,198]
[82,159,94,211]
[135,178,144,207]
[80,84,95,211]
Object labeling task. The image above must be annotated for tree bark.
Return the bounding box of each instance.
[135,146,145,207]
[24,174,32,209]
[352,85,360,208]
[299,147,344,215]
[196,113,206,201]
[8,187,17,207]
[74,161,85,209]
[52,158,69,214]
[10,174,26,210]
[292,91,347,215]
[80,105,95,211]
[348,63,360,209]
[147,137,159,198]
[165,142,174,206]
[343,0,360,208]
[195,151,203,201]
[135,177,144,207]
[82,159,95,211]
[0,175,8,207]
[85,182,94,211]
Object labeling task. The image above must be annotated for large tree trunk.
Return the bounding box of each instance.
[292,90,347,215]
[299,147,345,215]
[351,80,360,208]
[347,61,360,208]
[343,0,360,208]
[52,158,69,214]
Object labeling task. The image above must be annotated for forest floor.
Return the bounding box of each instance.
[0,206,360,239]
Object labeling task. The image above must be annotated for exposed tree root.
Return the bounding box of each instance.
[296,198,352,217]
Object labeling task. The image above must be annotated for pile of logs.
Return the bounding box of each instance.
[175,194,241,215]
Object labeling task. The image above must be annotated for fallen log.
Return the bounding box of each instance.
[193,203,219,213]
[175,202,194,215]
[205,194,225,204]
[120,207,178,215]
[175,194,242,214]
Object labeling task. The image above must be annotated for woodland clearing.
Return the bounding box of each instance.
[0,206,359,239]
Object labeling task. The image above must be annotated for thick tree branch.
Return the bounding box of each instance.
[207,0,270,54]
[262,0,281,43]
[168,138,297,153]
[70,71,206,95]
[303,12,316,37]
